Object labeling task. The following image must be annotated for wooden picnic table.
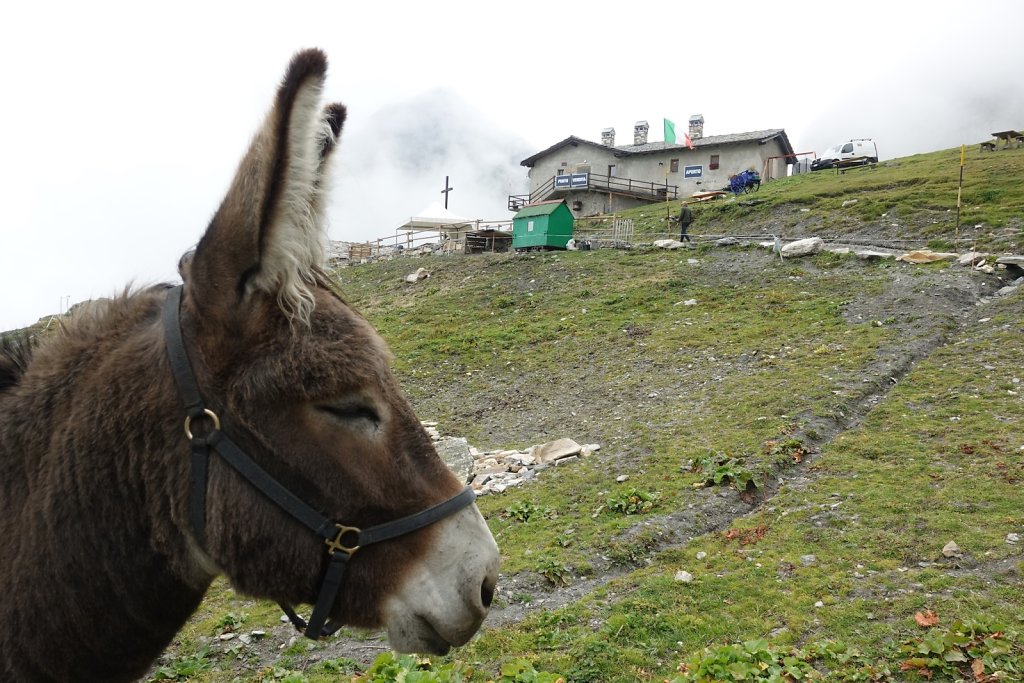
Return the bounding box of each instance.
[991,130,1024,149]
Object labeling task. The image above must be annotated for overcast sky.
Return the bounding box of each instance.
[2,0,1022,331]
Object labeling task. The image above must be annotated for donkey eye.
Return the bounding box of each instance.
[318,402,380,425]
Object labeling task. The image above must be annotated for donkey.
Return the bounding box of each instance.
[0,49,499,682]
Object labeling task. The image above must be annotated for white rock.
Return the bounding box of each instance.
[616,475,630,483]
[941,541,962,558]
[653,239,686,249]
[674,570,694,583]
[683,298,698,306]
[404,267,430,283]
[841,199,858,207]
[814,601,825,608]
[1007,533,1020,544]
[696,551,707,560]
[781,237,824,258]
[532,438,583,464]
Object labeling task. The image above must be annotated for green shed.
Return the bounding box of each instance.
[512,200,574,250]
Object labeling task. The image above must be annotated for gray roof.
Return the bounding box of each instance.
[521,129,796,166]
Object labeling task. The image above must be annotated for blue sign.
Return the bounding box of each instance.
[570,172,589,187]
[684,165,703,178]
[554,174,572,188]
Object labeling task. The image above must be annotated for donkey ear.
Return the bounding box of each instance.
[188,48,345,324]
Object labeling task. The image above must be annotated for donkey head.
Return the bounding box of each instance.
[176,49,498,653]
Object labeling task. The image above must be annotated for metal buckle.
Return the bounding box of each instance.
[325,524,360,557]
[183,408,221,440]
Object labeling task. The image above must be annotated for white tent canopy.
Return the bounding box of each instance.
[398,201,476,232]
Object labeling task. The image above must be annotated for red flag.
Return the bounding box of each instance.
[684,133,695,151]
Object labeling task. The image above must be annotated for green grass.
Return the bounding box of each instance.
[575,144,1024,252]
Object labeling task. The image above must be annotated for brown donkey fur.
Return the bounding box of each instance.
[0,50,494,682]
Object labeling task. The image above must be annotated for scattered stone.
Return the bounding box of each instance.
[533,438,584,464]
[781,237,824,258]
[687,258,700,265]
[996,285,1018,297]
[674,570,694,583]
[653,239,686,249]
[996,256,1024,277]
[696,551,707,560]
[814,600,824,608]
[404,267,430,283]
[841,199,858,207]
[856,250,895,260]
[716,237,741,246]
[425,424,598,495]
[958,251,989,267]
[941,541,962,558]
[800,554,817,566]
[683,298,698,306]
[1007,533,1020,545]
[896,249,957,264]
[219,633,236,641]
[616,475,630,483]
[434,436,474,484]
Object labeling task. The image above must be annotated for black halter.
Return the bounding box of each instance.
[161,285,476,639]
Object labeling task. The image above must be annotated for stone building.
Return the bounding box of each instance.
[510,118,795,217]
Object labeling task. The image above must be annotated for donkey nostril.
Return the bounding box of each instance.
[481,577,496,608]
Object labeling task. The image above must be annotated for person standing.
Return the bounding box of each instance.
[677,203,693,242]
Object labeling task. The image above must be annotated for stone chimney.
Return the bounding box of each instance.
[633,120,649,145]
[688,114,704,140]
[601,127,615,146]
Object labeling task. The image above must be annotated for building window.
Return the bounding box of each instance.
[709,155,720,170]
[608,164,617,177]
[556,168,564,175]
[670,159,679,172]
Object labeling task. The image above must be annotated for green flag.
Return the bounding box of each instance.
[664,118,676,144]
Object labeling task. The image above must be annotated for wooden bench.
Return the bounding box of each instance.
[991,130,1023,149]
[980,141,997,152]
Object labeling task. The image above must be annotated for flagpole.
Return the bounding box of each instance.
[955,145,964,253]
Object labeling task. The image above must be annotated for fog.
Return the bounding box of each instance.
[328,89,532,241]
[798,18,1024,159]
[2,0,1023,331]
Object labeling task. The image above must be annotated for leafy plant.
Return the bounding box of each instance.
[213,611,244,633]
[535,556,572,586]
[148,647,215,681]
[897,617,1024,681]
[763,437,809,465]
[606,487,660,515]
[503,500,551,523]
[692,452,760,491]
[352,652,564,682]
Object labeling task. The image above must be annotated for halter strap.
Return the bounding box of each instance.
[162,285,476,639]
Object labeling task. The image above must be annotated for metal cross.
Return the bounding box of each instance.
[440,175,454,209]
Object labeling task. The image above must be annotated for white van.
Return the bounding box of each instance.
[811,139,878,170]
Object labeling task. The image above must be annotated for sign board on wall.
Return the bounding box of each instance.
[683,165,703,178]
[554,173,589,189]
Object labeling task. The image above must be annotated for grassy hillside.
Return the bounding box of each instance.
[10,144,1024,682]
[155,255,1021,680]
[578,144,1024,253]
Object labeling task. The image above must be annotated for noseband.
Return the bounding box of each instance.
[161,285,475,639]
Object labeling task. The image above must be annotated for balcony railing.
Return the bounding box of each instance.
[509,172,678,211]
